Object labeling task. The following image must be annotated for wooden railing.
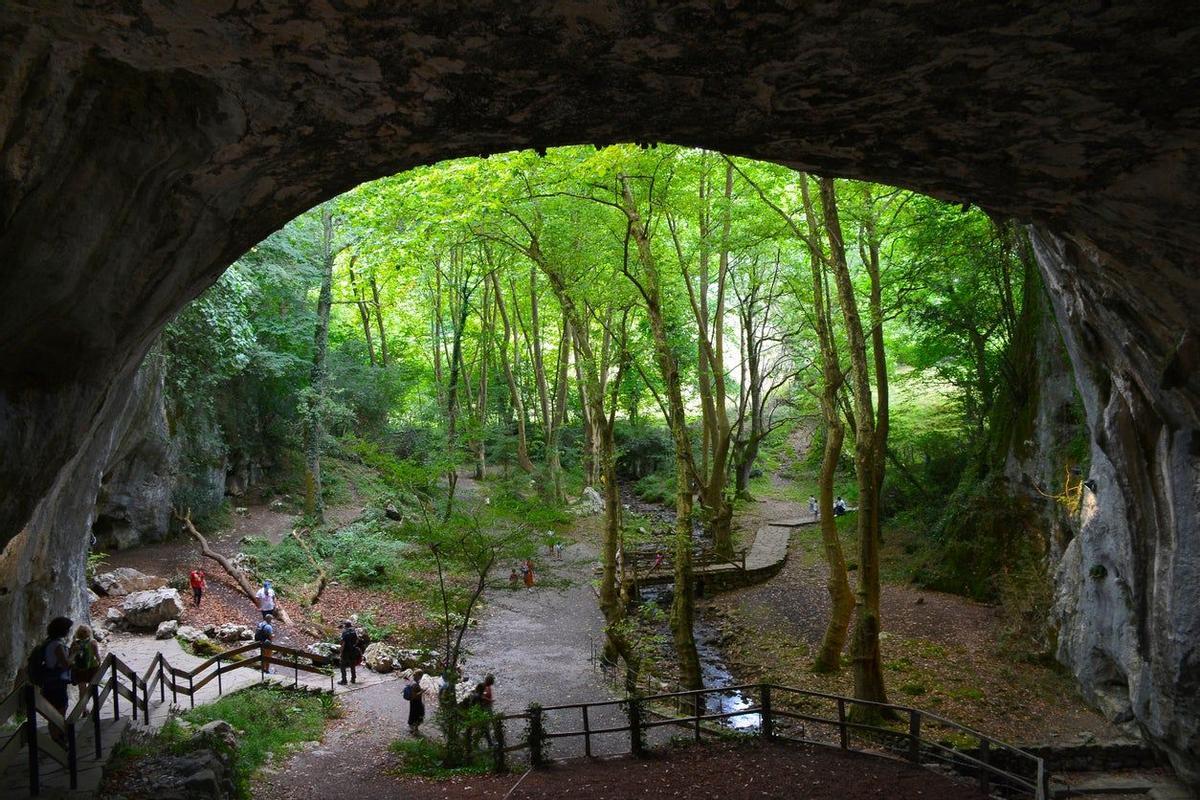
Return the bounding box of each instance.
[488,682,1051,799]
[0,642,335,796]
[626,546,748,575]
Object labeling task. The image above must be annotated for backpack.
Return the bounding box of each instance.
[402,683,413,701]
[72,641,98,672]
[254,622,272,643]
[26,639,51,686]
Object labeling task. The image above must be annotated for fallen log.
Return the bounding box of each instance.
[175,508,292,625]
[290,528,328,606]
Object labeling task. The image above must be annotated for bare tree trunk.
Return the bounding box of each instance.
[290,529,328,605]
[797,178,856,674]
[820,177,889,715]
[303,204,334,521]
[347,256,376,367]
[620,173,702,690]
[443,249,474,520]
[490,271,534,472]
[369,272,389,367]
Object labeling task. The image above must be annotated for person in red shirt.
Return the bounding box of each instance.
[188,568,206,607]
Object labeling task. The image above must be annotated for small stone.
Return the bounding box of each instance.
[155,619,178,639]
[182,768,219,795]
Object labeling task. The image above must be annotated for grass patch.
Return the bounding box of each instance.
[389,737,493,779]
[183,684,341,795]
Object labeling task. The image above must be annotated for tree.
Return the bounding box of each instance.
[302,203,336,521]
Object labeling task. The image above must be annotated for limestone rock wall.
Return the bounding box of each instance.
[1033,230,1200,787]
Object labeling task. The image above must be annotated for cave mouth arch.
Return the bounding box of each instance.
[1,1,1197,787]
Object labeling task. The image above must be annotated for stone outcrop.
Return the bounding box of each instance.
[120,588,185,630]
[92,567,168,597]
[362,642,400,673]
[0,1,1197,788]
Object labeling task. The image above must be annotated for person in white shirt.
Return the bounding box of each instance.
[255,580,277,620]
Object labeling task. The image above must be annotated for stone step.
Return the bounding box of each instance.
[1052,775,1155,796]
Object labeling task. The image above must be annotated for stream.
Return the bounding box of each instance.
[621,482,761,731]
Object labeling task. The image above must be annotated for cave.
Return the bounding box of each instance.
[0,2,1196,785]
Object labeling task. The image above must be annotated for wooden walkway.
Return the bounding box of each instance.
[0,639,398,799]
[635,515,812,588]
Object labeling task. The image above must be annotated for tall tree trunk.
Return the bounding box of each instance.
[489,271,534,472]
[620,173,702,690]
[369,272,389,367]
[303,204,335,521]
[799,178,856,674]
[347,256,376,367]
[820,177,889,715]
[524,234,641,690]
[473,276,492,481]
[443,250,473,520]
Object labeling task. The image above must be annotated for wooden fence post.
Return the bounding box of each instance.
[188,674,194,709]
[91,682,102,759]
[837,698,848,749]
[582,704,592,757]
[907,709,920,762]
[693,693,703,742]
[761,685,774,740]
[25,685,39,797]
[216,656,222,695]
[491,716,506,773]
[627,698,644,758]
[527,704,545,768]
[158,657,166,703]
[111,661,119,718]
[66,720,77,789]
[978,738,991,793]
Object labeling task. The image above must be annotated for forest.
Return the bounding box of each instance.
[151,144,1085,718]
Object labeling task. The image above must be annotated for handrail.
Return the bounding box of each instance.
[9,639,336,795]
[495,680,1050,799]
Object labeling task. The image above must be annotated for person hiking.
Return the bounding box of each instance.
[808,495,818,517]
[28,617,73,741]
[509,567,520,588]
[254,579,277,619]
[69,625,101,689]
[834,496,847,516]
[338,620,360,685]
[522,559,535,592]
[405,670,426,735]
[188,568,207,607]
[255,614,275,674]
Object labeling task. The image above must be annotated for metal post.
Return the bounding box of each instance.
[978,738,991,793]
[761,685,773,740]
[25,685,39,797]
[91,683,102,759]
[66,721,77,789]
[1038,759,1050,800]
[837,698,848,749]
[694,693,702,742]
[582,705,592,757]
[908,709,921,763]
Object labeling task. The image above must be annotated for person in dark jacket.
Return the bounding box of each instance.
[407,670,426,735]
[338,620,360,685]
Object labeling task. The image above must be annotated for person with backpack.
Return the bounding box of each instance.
[29,617,74,734]
[466,673,496,748]
[522,559,535,592]
[188,568,207,607]
[255,614,275,674]
[404,670,426,735]
[338,620,360,685]
[69,625,101,689]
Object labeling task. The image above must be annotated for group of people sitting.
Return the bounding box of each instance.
[807,495,850,517]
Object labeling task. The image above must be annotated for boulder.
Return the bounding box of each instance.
[86,588,100,604]
[155,619,179,639]
[210,623,253,643]
[176,625,207,643]
[384,505,403,521]
[363,642,399,673]
[307,641,339,659]
[196,720,237,750]
[104,607,126,630]
[120,588,184,629]
[92,567,167,597]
